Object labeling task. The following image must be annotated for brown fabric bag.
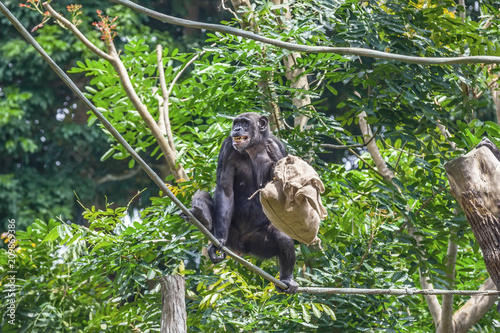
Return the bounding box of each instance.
[257,155,327,245]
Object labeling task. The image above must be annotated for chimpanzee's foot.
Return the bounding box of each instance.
[207,243,227,264]
[275,278,299,294]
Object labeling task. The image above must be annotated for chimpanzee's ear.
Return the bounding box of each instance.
[258,116,268,132]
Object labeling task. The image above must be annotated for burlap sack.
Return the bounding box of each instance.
[258,155,327,245]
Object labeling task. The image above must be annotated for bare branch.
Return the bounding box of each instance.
[155,48,167,136]
[490,77,500,125]
[95,167,141,185]
[167,51,203,97]
[44,2,188,182]
[220,0,238,19]
[436,121,457,151]
[336,137,386,179]
[358,111,394,181]
[156,45,175,153]
[229,0,254,30]
[410,227,442,324]
[453,278,498,333]
[109,0,500,65]
[437,237,458,333]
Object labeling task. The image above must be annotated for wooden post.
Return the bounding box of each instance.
[160,275,187,333]
[445,146,500,289]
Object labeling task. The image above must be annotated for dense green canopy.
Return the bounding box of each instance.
[1,0,500,331]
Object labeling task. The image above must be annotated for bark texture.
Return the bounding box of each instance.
[160,275,187,333]
[445,146,500,289]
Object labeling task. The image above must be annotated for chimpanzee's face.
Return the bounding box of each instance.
[230,113,269,153]
[231,117,253,152]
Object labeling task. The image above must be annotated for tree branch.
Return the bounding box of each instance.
[159,46,204,153]
[220,0,238,19]
[410,227,442,324]
[156,45,175,151]
[95,167,141,185]
[42,5,113,62]
[491,78,500,125]
[155,49,167,136]
[358,111,394,181]
[437,236,458,333]
[44,2,188,182]
[453,277,498,333]
[109,0,500,65]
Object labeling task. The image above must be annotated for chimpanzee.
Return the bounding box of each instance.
[190,112,298,293]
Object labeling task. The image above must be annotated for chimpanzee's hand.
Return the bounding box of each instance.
[208,240,226,264]
[275,277,299,294]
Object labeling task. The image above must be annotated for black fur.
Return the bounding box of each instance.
[191,112,298,293]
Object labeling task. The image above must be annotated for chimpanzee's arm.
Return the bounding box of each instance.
[213,139,235,247]
[271,136,287,160]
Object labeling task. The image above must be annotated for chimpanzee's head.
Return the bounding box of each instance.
[231,113,270,152]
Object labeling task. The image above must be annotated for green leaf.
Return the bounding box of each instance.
[42,226,62,243]
[146,269,156,280]
[90,241,113,254]
[100,148,115,161]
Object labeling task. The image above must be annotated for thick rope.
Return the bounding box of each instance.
[1,1,498,296]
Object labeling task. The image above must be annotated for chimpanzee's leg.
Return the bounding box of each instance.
[275,231,299,293]
[190,190,214,231]
[191,190,231,263]
[243,224,298,293]
[477,137,500,162]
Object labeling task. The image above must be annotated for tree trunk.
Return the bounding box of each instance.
[160,275,187,333]
[444,146,500,289]
[453,277,498,333]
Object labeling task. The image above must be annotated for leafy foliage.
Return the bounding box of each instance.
[2,0,500,332]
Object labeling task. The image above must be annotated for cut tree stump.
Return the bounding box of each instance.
[445,146,500,289]
[160,275,187,333]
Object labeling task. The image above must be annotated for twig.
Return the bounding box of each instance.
[42,5,113,61]
[220,0,238,19]
[321,127,380,150]
[95,167,141,185]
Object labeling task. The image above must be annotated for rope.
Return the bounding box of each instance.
[299,287,500,296]
[1,1,499,297]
